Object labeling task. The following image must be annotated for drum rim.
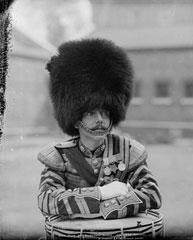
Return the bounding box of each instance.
[45,210,164,232]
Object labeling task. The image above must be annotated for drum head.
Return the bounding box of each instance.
[46,211,164,239]
[53,212,159,230]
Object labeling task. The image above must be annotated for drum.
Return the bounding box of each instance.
[45,210,164,240]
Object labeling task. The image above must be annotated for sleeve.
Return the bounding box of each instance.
[37,168,101,218]
[37,144,101,219]
[127,160,162,212]
[100,140,162,220]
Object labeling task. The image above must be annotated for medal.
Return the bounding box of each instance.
[110,163,118,173]
[103,157,109,166]
[104,166,111,175]
[103,176,111,184]
[118,161,126,171]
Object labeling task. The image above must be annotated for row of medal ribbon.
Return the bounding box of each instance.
[103,157,126,176]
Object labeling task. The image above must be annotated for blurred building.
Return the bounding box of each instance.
[89,0,193,143]
[3,27,60,138]
[3,0,94,139]
[4,0,193,143]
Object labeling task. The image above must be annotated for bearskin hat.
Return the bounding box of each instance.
[46,38,134,136]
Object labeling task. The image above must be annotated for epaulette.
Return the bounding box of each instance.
[37,141,76,171]
[129,139,148,171]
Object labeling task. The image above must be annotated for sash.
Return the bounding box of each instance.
[62,147,98,186]
[105,134,130,182]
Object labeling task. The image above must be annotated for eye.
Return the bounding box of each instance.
[101,110,109,117]
[84,111,95,117]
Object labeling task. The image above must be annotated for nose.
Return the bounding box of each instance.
[95,112,103,124]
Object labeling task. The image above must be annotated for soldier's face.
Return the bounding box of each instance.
[82,109,110,129]
[78,109,111,139]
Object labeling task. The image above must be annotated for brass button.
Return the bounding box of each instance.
[111,199,116,205]
[94,168,99,174]
[104,202,110,208]
[80,146,85,152]
[118,195,125,201]
[93,159,98,166]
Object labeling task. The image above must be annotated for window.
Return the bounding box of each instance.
[184,80,193,98]
[132,80,143,104]
[180,78,193,105]
[155,81,170,98]
[152,79,172,105]
[134,81,141,98]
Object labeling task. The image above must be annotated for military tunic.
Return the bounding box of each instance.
[37,134,162,222]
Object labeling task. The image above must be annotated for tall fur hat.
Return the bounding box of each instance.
[46,38,134,136]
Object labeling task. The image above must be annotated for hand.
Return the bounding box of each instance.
[99,181,129,200]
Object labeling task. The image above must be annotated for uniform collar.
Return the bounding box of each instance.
[78,140,105,158]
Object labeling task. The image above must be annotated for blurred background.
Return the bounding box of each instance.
[1,0,193,239]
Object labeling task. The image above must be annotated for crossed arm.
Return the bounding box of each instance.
[37,161,162,220]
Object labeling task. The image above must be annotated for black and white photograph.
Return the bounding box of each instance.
[1,0,193,239]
